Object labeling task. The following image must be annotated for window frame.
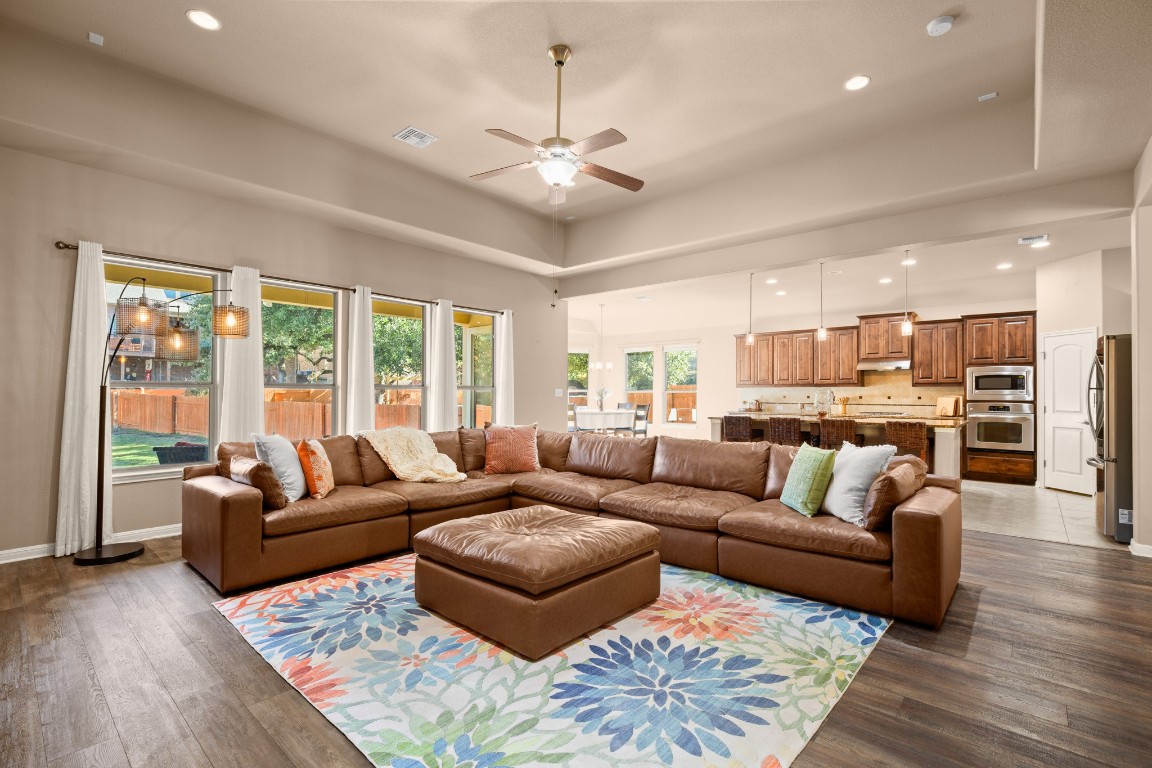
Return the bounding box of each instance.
[456,307,498,429]
[106,256,222,481]
[622,347,655,419]
[662,344,699,426]
[260,277,342,438]
[371,293,429,430]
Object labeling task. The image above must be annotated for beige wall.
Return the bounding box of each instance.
[1102,248,1133,335]
[1132,205,1152,554]
[1036,251,1104,337]
[0,146,568,552]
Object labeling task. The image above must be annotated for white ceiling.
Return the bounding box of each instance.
[567,216,1131,334]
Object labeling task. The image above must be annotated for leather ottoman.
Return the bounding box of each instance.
[412,505,661,660]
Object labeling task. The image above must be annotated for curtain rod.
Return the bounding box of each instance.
[54,240,500,315]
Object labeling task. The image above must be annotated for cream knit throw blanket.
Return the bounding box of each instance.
[361,428,465,483]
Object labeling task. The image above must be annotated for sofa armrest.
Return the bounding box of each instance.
[183,463,219,480]
[891,485,962,627]
[924,475,961,492]
[182,476,264,592]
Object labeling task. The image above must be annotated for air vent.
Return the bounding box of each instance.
[392,126,438,148]
[1017,234,1049,246]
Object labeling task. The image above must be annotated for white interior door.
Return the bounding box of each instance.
[1043,329,1097,494]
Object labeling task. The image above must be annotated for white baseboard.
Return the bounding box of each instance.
[1129,542,1152,559]
[0,523,182,565]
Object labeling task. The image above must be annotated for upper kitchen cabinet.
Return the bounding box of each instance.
[735,336,754,386]
[816,327,861,386]
[964,312,1035,365]
[737,327,858,387]
[734,333,775,387]
[912,320,964,385]
[858,313,917,360]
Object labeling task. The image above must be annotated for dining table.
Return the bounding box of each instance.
[574,408,636,433]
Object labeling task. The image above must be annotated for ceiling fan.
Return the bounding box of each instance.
[471,44,644,203]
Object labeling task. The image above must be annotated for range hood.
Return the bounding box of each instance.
[857,359,911,371]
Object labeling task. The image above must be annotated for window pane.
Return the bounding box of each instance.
[375,388,422,429]
[458,389,493,428]
[262,285,335,385]
[568,353,589,418]
[111,388,210,468]
[665,349,698,424]
[454,311,494,387]
[373,299,424,385]
[264,388,333,440]
[625,351,654,391]
[106,267,212,384]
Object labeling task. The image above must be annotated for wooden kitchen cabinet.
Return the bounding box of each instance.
[773,333,794,385]
[754,334,774,385]
[735,336,754,386]
[912,320,964,385]
[964,312,1035,365]
[816,327,860,386]
[737,328,859,387]
[792,331,815,385]
[858,313,916,360]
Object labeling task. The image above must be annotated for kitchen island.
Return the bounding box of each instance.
[707,413,966,478]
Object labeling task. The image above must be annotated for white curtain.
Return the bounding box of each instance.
[345,285,375,434]
[218,266,265,442]
[426,299,457,432]
[493,309,515,425]
[56,241,112,556]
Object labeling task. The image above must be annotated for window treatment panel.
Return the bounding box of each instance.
[345,285,375,434]
[218,266,265,443]
[426,299,456,432]
[55,241,112,556]
[493,309,515,425]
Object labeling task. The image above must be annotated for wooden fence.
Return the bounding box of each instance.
[113,391,209,437]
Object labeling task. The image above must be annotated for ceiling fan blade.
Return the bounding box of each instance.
[568,128,627,157]
[579,162,644,192]
[470,161,537,181]
[485,129,544,151]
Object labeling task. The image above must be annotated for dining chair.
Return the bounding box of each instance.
[616,403,651,437]
[819,419,863,450]
[616,402,636,410]
[573,406,595,433]
[722,415,754,443]
[885,421,930,466]
[766,417,803,447]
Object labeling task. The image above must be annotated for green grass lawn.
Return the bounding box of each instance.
[112,429,208,467]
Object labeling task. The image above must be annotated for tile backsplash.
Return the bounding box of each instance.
[739,371,964,415]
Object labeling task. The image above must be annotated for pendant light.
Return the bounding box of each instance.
[745,272,755,345]
[901,249,914,336]
[816,261,828,342]
[592,303,613,371]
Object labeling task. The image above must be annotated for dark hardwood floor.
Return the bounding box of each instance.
[1,531,1150,767]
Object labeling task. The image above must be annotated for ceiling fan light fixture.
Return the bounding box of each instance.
[538,158,579,187]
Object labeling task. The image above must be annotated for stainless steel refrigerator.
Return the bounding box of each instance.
[1086,335,1133,543]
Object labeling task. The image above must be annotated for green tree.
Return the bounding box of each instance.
[568,352,589,390]
[262,303,334,383]
[665,349,698,386]
[625,351,654,391]
[372,314,423,384]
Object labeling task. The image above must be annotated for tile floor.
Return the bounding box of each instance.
[961,479,1128,550]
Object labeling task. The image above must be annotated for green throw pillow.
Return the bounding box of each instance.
[780,443,837,517]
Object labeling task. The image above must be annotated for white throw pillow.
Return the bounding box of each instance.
[820,442,898,526]
[252,433,308,502]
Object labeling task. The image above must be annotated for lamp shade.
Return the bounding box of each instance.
[212,303,250,338]
[538,158,578,187]
[158,318,200,361]
[115,295,168,336]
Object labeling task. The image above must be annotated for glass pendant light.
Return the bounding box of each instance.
[816,261,828,341]
[901,249,914,336]
[745,272,755,345]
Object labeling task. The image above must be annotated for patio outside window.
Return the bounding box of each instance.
[372,296,427,429]
[456,309,495,428]
[664,346,698,424]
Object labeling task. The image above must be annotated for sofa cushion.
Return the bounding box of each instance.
[719,499,893,562]
[356,435,395,485]
[652,437,768,498]
[780,444,836,517]
[261,485,407,537]
[600,482,755,531]
[459,428,487,472]
[254,434,309,502]
[565,433,657,483]
[536,430,572,471]
[217,441,257,478]
[371,477,508,511]
[467,467,556,490]
[862,463,922,531]
[763,443,800,500]
[429,430,465,472]
[229,456,287,510]
[297,439,336,499]
[511,471,639,511]
[317,435,365,486]
[484,424,540,474]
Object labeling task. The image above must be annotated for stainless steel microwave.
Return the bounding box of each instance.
[966,365,1034,401]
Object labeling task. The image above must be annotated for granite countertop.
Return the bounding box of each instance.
[710,413,967,427]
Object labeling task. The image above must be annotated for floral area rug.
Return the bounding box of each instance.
[215,553,888,768]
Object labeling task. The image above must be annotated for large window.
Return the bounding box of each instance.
[373,297,426,429]
[664,346,698,424]
[262,281,338,439]
[456,309,494,428]
[106,260,217,470]
[624,350,654,421]
[568,351,589,410]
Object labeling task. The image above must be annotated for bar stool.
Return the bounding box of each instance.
[766,417,804,447]
[885,421,929,465]
[819,419,862,450]
[722,414,753,443]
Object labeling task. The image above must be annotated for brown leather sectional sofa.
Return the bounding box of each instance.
[182,429,962,627]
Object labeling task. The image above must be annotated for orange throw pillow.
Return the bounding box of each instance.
[483,424,540,474]
[297,439,335,499]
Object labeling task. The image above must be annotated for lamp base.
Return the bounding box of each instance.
[73,541,145,566]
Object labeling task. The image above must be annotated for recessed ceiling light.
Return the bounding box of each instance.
[927,15,954,37]
[997,263,1013,270]
[764,278,778,284]
[878,277,893,284]
[844,75,871,91]
[900,257,917,266]
[186,10,222,31]
[635,295,654,303]
[775,290,787,296]
[564,216,576,222]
